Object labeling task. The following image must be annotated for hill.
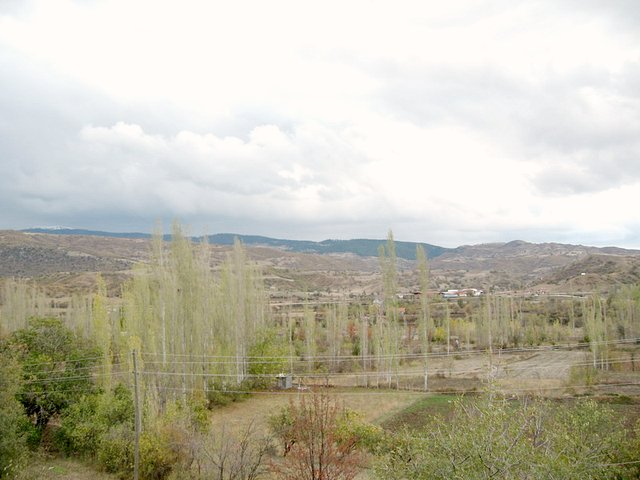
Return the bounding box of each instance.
[4,230,640,296]
[22,228,448,261]
[428,240,640,291]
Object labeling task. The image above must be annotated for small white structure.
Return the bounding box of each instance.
[440,288,484,298]
[276,373,292,389]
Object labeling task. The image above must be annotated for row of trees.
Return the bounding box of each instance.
[4,230,640,395]
[122,224,271,411]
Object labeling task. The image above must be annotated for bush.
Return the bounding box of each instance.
[139,431,179,480]
[97,422,180,480]
[374,394,629,480]
[0,347,30,478]
[8,317,100,431]
[247,329,289,388]
[97,396,208,480]
[206,380,251,408]
[54,384,134,456]
[98,423,134,477]
[269,394,365,480]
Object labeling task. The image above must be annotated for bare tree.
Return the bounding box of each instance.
[270,393,362,480]
[192,421,272,480]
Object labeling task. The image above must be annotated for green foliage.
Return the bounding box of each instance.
[374,395,628,480]
[123,224,270,411]
[92,393,205,480]
[97,424,133,476]
[54,384,134,456]
[53,384,197,480]
[246,329,289,388]
[206,380,251,408]
[138,430,179,480]
[617,417,640,479]
[267,403,293,451]
[0,347,30,478]
[334,409,383,454]
[7,317,100,431]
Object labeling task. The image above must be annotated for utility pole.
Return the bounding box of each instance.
[132,350,141,480]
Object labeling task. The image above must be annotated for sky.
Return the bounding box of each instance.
[1,0,639,248]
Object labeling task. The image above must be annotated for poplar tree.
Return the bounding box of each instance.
[92,274,112,393]
[416,245,431,391]
[303,302,316,375]
[122,223,269,409]
[378,231,400,388]
[0,279,51,333]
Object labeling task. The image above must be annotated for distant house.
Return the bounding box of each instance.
[441,289,460,298]
[440,288,484,298]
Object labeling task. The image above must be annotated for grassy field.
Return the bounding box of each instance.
[16,454,118,480]
[207,387,429,436]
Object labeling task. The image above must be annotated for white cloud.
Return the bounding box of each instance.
[1,0,640,247]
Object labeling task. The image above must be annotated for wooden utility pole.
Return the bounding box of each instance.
[132,350,141,480]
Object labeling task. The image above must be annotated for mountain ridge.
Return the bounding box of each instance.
[21,228,449,261]
[4,229,640,295]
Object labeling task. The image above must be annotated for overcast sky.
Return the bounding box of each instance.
[1,1,639,248]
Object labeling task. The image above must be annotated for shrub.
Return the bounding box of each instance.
[374,394,628,480]
[97,421,181,480]
[206,380,251,408]
[98,423,134,477]
[54,384,134,456]
[247,329,289,389]
[269,394,364,480]
[8,317,100,431]
[109,396,209,480]
[0,347,29,478]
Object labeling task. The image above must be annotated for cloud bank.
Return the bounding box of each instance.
[1,0,639,247]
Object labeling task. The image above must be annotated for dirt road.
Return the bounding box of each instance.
[496,350,588,380]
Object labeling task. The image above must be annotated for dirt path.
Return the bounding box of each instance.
[496,350,588,380]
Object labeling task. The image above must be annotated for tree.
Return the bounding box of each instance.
[192,421,272,480]
[0,347,29,477]
[246,329,289,388]
[374,394,627,480]
[92,274,112,393]
[0,278,51,335]
[416,245,432,391]
[122,224,270,409]
[8,317,100,431]
[269,394,363,480]
[378,230,400,388]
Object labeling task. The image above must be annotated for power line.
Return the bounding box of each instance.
[23,361,128,374]
[19,354,110,368]
[136,336,640,362]
[23,371,128,385]
[18,379,640,398]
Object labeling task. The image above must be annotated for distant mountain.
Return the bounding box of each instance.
[23,228,152,239]
[21,228,449,260]
[206,234,448,260]
[8,229,640,295]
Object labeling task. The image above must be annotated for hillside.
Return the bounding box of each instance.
[22,228,449,260]
[539,253,640,290]
[429,240,640,290]
[3,230,640,296]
